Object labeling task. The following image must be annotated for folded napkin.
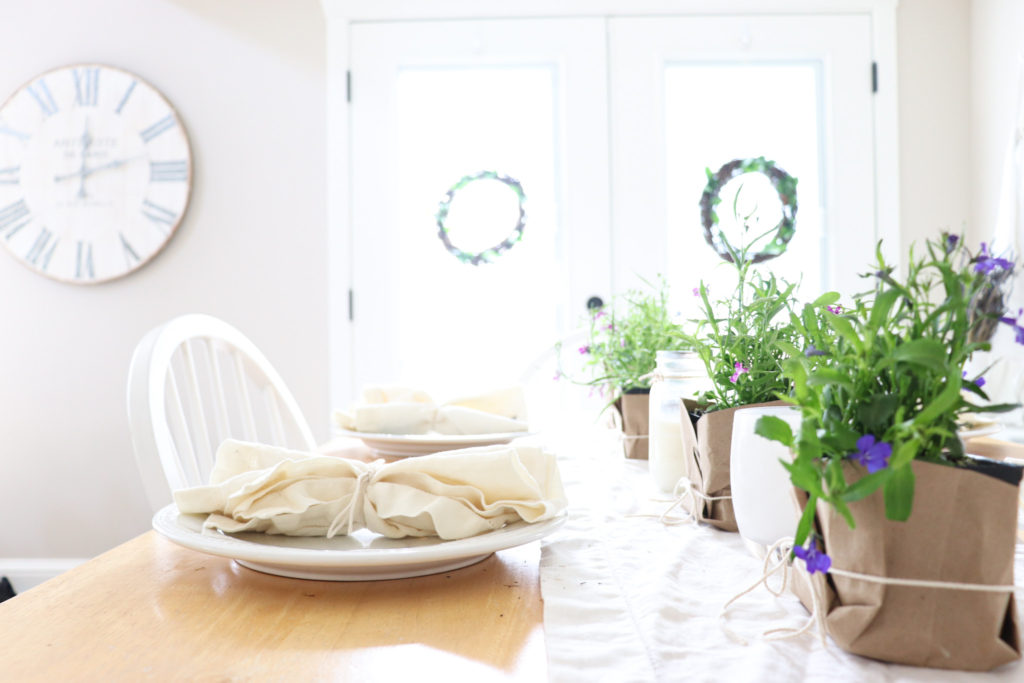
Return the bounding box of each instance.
[174,439,567,540]
[361,385,434,405]
[433,405,529,435]
[334,402,436,434]
[443,386,528,420]
[334,385,529,435]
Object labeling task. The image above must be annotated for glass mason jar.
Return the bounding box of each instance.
[649,350,709,492]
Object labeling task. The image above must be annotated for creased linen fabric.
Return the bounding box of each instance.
[174,439,566,540]
[334,385,530,434]
[540,429,1024,683]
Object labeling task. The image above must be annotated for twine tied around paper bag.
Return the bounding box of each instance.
[719,536,1024,649]
[326,460,385,538]
[626,476,733,526]
[608,372,657,445]
[659,476,733,526]
[607,404,649,444]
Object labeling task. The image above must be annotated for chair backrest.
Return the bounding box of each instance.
[127,314,317,511]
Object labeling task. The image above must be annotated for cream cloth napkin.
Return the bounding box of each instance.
[334,402,437,434]
[335,385,529,434]
[443,386,528,420]
[174,439,566,540]
[433,405,529,435]
[361,385,434,405]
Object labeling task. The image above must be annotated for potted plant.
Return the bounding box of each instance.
[559,277,689,459]
[678,233,805,530]
[755,235,1022,670]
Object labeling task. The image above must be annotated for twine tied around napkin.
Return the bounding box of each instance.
[719,536,1024,648]
[174,439,567,541]
[325,459,384,538]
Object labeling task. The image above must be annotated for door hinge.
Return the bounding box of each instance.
[346,70,352,103]
[871,62,878,94]
[348,288,354,321]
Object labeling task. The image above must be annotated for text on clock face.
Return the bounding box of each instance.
[0,64,191,283]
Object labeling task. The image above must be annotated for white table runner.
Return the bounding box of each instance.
[539,430,1024,682]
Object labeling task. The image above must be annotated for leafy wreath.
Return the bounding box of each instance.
[435,170,527,266]
[699,157,798,264]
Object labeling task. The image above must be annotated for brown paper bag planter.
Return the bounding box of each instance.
[796,457,1022,671]
[678,399,788,531]
[615,390,650,460]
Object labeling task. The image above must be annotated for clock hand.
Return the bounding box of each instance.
[53,155,144,183]
[77,121,93,199]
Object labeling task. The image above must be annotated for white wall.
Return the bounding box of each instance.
[0,0,328,561]
[897,0,971,254]
[967,0,1024,411]
[970,0,1024,243]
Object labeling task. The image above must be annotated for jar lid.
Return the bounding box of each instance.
[655,350,705,378]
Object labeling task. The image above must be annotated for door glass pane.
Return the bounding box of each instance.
[664,63,822,314]
[392,66,562,396]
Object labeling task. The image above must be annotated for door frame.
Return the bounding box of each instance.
[321,0,900,406]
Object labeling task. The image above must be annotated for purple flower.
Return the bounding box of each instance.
[805,345,827,357]
[604,323,614,331]
[1000,308,1024,345]
[962,370,986,388]
[593,310,607,320]
[620,339,627,348]
[945,233,960,252]
[849,433,892,473]
[692,287,700,297]
[578,345,590,355]
[974,242,1014,274]
[729,361,749,383]
[827,304,843,315]
[793,538,831,575]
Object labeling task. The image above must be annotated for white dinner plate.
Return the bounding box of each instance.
[336,428,534,457]
[152,504,566,581]
[959,421,1003,440]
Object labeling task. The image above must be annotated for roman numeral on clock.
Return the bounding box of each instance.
[72,67,100,107]
[120,232,141,267]
[76,241,95,280]
[140,114,175,143]
[0,124,29,141]
[115,80,137,115]
[141,199,177,232]
[0,199,30,238]
[25,228,57,270]
[27,79,58,117]
[150,160,188,182]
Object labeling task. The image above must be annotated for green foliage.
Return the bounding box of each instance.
[559,277,690,396]
[685,232,803,410]
[757,235,1018,548]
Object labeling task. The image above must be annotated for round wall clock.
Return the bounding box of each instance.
[0,64,192,283]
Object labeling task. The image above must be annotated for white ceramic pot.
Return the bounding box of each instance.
[730,405,802,556]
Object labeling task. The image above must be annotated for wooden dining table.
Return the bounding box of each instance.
[0,531,547,681]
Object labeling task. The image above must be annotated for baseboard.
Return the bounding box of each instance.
[0,558,88,594]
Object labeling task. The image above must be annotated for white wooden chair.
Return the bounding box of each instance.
[127,314,317,511]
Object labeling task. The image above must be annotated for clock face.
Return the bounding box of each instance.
[0,64,192,283]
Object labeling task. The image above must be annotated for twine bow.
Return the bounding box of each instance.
[326,460,384,538]
[658,476,733,526]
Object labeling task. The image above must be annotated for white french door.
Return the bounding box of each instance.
[346,13,882,403]
[349,19,610,399]
[609,15,877,311]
